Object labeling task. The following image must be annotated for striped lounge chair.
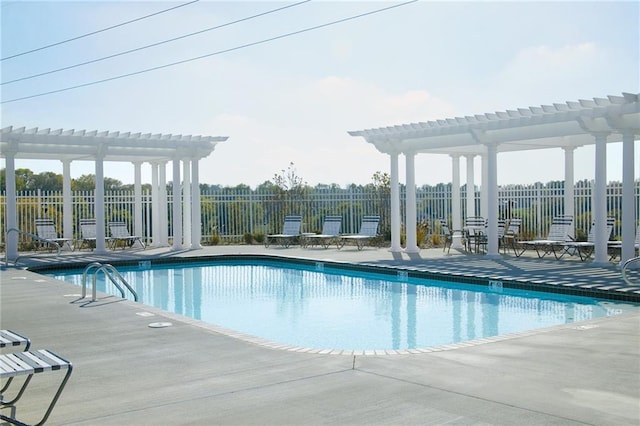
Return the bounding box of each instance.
[264,215,302,248]
[303,215,342,249]
[563,217,615,261]
[108,221,145,250]
[34,218,72,251]
[338,215,380,250]
[0,332,73,426]
[515,215,574,259]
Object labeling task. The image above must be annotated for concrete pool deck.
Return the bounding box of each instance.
[1,245,639,425]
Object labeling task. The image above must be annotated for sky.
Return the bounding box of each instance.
[1,0,639,188]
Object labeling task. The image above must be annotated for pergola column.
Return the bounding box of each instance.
[592,132,609,265]
[465,155,475,218]
[62,160,73,246]
[404,151,419,253]
[150,162,160,246]
[191,157,203,249]
[450,154,462,248]
[389,151,402,252]
[563,147,575,219]
[5,150,18,261]
[171,159,183,251]
[159,161,169,246]
[485,142,500,258]
[621,130,636,264]
[481,152,488,219]
[182,159,192,248]
[133,161,143,247]
[94,152,107,254]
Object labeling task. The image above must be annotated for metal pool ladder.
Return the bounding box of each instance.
[82,262,138,302]
[621,256,640,286]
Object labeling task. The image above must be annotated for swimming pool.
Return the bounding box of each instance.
[45,258,640,351]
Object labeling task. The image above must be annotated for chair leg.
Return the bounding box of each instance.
[0,364,73,426]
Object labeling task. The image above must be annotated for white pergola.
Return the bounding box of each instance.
[349,93,639,265]
[1,126,228,260]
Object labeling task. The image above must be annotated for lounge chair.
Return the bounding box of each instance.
[608,224,640,260]
[34,218,72,251]
[563,217,615,261]
[77,218,99,251]
[0,330,31,396]
[0,348,73,426]
[0,329,31,352]
[338,215,380,250]
[108,221,145,250]
[303,216,342,249]
[264,215,302,248]
[515,215,574,259]
[440,219,463,254]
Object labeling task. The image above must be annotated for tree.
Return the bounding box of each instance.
[264,163,310,231]
[272,162,307,192]
[72,174,96,191]
[71,174,123,191]
[33,172,63,191]
[370,171,391,240]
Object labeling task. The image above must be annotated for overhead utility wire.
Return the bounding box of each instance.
[2,0,418,104]
[2,0,311,85]
[0,0,200,61]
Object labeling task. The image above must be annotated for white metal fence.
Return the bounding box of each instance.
[1,180,638,249]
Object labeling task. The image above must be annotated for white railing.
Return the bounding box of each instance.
[1,180,638,248]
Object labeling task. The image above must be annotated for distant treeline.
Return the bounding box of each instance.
[0,167,617,193]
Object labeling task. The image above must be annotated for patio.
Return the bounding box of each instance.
[1,245,639,425]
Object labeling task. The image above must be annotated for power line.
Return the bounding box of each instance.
[0,0,200,61]
[2,0,311,86]
[2,0,419,104]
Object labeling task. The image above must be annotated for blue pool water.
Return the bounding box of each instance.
[46,260,639,351]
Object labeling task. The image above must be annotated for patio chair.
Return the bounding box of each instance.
[264,215,302,248]
[338,215,380,250]
[303,216,342,249]
[471,218,509,254]
[563,217,615,261]
[34,218,72,251]
[0,349,73,426]
[463,216,486,253]
[608,224,640,260]
[501,218,521,254]
[77,218,99,251]
[440,219,463,254]
[474,218,508,254]
[108,221,145,250]
[514,215,574,259]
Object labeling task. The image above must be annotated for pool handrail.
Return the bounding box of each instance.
[82,262,138,302]
[621,256,640,286]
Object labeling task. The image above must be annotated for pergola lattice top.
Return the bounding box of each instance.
[348,92,639,155]
[0,126,228,163]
